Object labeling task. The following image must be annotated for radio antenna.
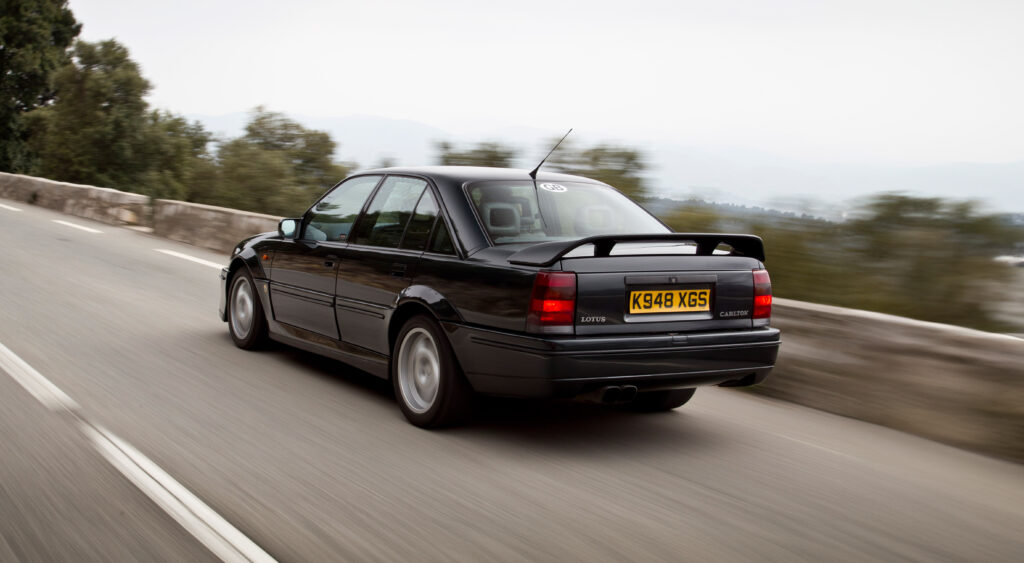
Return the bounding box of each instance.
[528,128,572,233]
[529,128,573,179]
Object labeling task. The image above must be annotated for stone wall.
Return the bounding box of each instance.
[765,298,1024,462]
[0,172,149,226]
[152,199,281,253]
[0,172,279,252]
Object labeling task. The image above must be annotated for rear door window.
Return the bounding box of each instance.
[400,190,439,251]
[429,221,456,255]
[351,176,427,248]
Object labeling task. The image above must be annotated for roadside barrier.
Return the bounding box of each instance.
[0,172,148,226]
[767,298,1024,462]
[152,199,280,253]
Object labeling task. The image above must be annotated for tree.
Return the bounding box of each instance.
[547,140,649,201]
[839,194,1017,327]
[661,200,722,233]
[136,110,213,200]
[213,138,296,215]
[26,40,152,188]
[435,141,517,167]
[203,108,350,216]
[0,0,80,171]
[25,39,212,198]
[373,156,398,168]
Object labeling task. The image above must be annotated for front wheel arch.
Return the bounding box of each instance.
[227,266,269,349]
[225,258,249,308]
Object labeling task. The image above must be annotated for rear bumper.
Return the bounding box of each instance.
[445,324,780,398]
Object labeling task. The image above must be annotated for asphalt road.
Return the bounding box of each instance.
[2,198,1023,562]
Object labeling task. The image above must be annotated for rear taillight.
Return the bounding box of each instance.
[527,271,576,334]
[752,269,772,320]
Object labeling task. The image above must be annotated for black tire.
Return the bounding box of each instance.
[227,269,268,350]
[392,315,473,428]
[625,388,696,412]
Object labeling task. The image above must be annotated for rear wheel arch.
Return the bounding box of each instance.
[389,301,440,360]
[389,287,462,355]
[390,313,474,427]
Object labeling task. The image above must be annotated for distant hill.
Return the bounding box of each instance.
[647,144,1024,214]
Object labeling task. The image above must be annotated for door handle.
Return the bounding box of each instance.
[390,262,408,277]
[324,254,339,268]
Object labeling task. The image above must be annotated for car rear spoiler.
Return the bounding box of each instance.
[507,234,765,267]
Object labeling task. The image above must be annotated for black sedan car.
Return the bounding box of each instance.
[219,167,779,427]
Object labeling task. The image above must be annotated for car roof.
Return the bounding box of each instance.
[354,166,605,185]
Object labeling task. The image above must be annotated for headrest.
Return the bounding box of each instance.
[480,202,521,238]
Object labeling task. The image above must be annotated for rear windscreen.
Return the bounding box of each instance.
[467,181,668,244]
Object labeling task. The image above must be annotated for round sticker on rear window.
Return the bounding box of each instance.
[540,183,567,192]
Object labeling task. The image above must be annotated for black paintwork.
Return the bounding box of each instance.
[220,166,780,397]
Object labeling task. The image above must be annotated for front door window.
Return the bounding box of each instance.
[304,175,382,242]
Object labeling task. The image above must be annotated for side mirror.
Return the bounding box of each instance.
[278,218,299,239]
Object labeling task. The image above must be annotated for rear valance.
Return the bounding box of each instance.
[507,234,765,267]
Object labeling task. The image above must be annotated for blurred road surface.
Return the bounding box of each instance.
[2,198,1023,561]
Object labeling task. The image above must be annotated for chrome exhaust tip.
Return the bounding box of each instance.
[601,386,621,403]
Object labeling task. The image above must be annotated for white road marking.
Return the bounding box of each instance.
[155,249,223,269]
[0,341,79,412]
[52,219,103,233]
[0,203,22,212]
[84,423,277,563]
[778,434,859,461]
[0,341,275,563]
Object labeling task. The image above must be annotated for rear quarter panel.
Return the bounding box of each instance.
[413,252,536,333]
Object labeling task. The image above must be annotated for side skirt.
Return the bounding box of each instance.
[256,280,390,379]
[268,325,390,379]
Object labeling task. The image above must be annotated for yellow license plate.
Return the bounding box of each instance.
[629,289,711,314]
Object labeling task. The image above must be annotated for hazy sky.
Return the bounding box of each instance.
[69,0,1023,166]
